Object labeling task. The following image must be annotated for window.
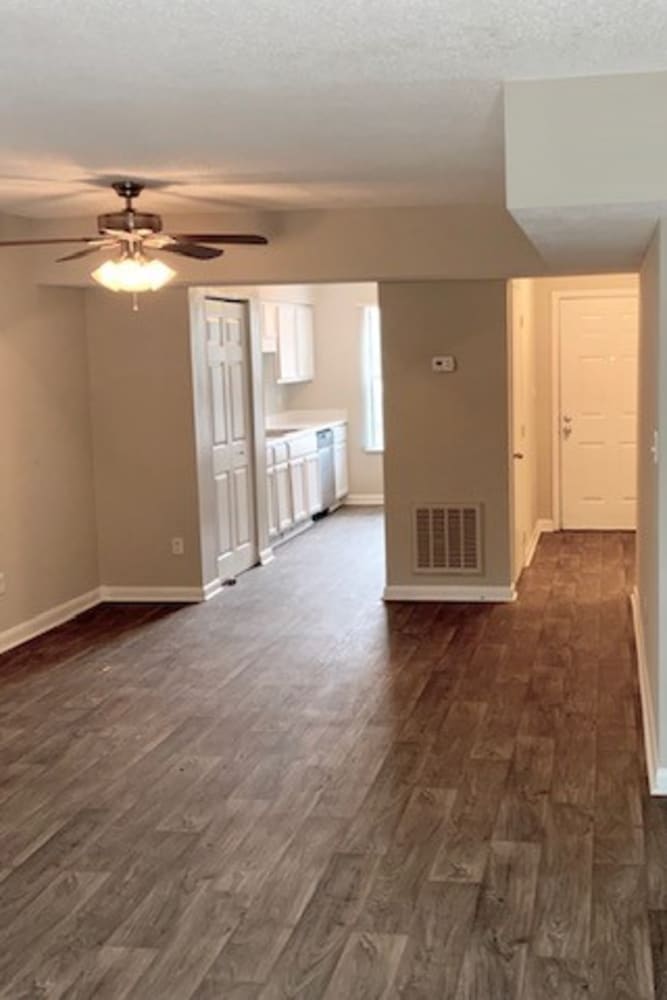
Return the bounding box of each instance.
[362,305,384,452]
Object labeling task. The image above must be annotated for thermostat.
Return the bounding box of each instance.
[432,355,456,373]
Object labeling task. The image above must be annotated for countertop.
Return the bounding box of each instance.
[264,410,347,441]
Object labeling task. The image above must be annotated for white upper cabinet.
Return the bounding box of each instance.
[265,302,314,383]
[294,305,314,381]
[261,302,280,353]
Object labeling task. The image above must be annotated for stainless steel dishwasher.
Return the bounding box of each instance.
[316,428,335,513]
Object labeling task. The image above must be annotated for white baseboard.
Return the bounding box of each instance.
[99,586,205,603]
[524,518,555,568]
[344,494,384,507]
[259,547,275,566]
[630,588,667,795]
[202,580,224,601]
[272,521,312,547]
[0,588,102,655]
[0,580,219,656]
[383,584,517,603]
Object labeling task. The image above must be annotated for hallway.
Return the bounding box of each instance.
[0,511,663,998]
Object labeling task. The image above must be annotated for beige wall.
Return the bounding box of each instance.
[530,273,639,521]
[0,213,98,635]
[638,228,661,741]
[84,288,202,588]
[285,283,383,497]
[34,205,545,288]
[380,280,511,590]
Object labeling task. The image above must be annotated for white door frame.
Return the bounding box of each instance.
[550,288,638,530]
[189,287,271,596]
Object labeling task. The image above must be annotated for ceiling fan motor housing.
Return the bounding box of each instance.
[97,210,163,235]
[98,181,162,235]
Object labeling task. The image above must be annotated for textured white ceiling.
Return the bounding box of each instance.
[3,0,667,217]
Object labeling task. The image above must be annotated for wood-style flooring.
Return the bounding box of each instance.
[0,510,664,998]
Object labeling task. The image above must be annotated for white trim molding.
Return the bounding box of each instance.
[0,588,102,655]
[345,494,384,506]
[202,580,224,601]
[99,586,206,603]
[525,518,555,568]
[383,584,516,603]
[630,587,667,795]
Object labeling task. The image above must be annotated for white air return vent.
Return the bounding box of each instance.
[414,504,482,574]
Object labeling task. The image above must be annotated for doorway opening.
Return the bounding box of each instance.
[509,273,639,584]
[189,281,385,597]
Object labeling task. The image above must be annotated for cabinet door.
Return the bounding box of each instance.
[290,458,308,522]
[305,453,321,514]
[261,302,279,353]
[266,465,279,538]
[295,305,314,381]
[276,304,299,382]
[334,441,349,499]
[275,463,293,532]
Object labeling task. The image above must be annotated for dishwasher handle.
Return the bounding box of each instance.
[316,428,334,448]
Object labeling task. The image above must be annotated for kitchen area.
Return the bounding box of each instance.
[191,280,383,586]
[259,286,352,548]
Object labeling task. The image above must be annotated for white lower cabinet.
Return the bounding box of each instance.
[266,464,279,539]
[289,457,308,523]
[265,423,347,548]
[305,452,321,514]
[275,462,293,533]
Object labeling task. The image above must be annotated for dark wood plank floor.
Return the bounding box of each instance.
[0,510,663,998]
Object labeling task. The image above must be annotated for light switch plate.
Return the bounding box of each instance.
[432,355,456,373]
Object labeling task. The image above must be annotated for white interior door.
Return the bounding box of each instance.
[205,298,257,580]
[511,280,531,580]
[558,294,638,530]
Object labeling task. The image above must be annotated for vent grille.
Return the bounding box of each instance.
[414,504,482,574]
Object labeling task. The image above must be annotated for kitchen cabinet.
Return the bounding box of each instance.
[261,302,279,353]
[275,461,293,533]
[266,447,279,539]
[289,457,308,523]
[287,430,317,525]
[294,305,314,380]
[275,303,314,383]
[264,423,346,549]
[267,440,293,535]
[305,452,321,514]
[334,425,349,500]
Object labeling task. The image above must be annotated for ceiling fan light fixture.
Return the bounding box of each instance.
[91,253,175,293]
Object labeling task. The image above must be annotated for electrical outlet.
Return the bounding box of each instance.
[171,537,184,556]
[0,573,5,596]
[432,355,456,373]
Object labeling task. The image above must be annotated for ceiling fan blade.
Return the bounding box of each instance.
[56,242,117,262]
[158,242,224,260]
[171,233,268,245]
[0,237,101,247]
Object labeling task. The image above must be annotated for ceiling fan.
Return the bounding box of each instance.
[0,180,269,296]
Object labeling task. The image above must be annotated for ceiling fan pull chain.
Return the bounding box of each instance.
[132,292,139,313]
